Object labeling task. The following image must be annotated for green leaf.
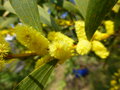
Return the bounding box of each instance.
[10,0,42,32]
[0,17,17,29]
[63,1,80,15]
[75,0,89,19]
[5,1,60,31]
[85,0,118,40]
[15,59,58,90]
[38,6,61,31]
[4,0,16,14]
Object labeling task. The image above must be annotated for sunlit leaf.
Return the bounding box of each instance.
[0,17,17,29]
[4,0,15,14]
[15,59,58,90]
[75,0,89,19]
[10,0,42,32]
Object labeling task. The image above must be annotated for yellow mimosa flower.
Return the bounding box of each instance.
[15,25,49,55]
[76,39,91,55]
[92,40,109,59]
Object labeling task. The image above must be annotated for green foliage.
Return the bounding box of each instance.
[0,0,120,90]
[0,17,17,29]
[75,0,89,19]
[16,60,58,90]
[63,1,81,16]
[85,0,118,40]
[38,6,61,31]
[10,0,42,32]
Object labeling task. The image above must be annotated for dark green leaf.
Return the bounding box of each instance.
[85,0,118,40]
[15,59,58,90]
[10,0,42,32]
[114,10,120,30]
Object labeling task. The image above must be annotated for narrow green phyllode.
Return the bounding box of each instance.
[85,0,118,40]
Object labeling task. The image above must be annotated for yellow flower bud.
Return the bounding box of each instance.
[114,85,119,90]
[56,19,73,26]
[15,25,49,55]
[110,80,117,86]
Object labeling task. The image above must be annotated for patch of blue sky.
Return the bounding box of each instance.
[60,12,68,19]
[69,0,75,4]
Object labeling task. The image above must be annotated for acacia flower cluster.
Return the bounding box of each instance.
[15,25,49,55]
[75,20,114,59]
[48,31,75,64]
[8,20,115,68]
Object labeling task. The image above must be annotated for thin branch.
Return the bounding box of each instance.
[5,53,37,59]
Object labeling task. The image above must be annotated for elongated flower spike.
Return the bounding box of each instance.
[93,31,110,41]
[92,20,114,41]
[75,20,110,58]
[0,35,10,71]
[48,32,75,64]
[15,25,49,55]
[92,41,109,59]
[0,35,10,59]
[75,21,87,40]
[48,31,74,45]
[75,21,91,55]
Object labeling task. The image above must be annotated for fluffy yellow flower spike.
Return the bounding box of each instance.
[48,31,74,45]
[49,41,74,64]
[75,20,111,58]
[48,32,74,64]
[93,31,109,41]
[35,55,52,68]
[0,29,14,36]
[0,35,9,71]
[104,20,114,35]
[75,21,87,40]
[76,39,91,55]
[0,35,10,59]
[0,60,5,71]
[92,41,109,59]
[15,25,49,55]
